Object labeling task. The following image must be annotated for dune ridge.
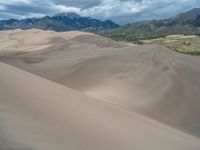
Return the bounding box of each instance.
[0,62,200,150]
[1,29,200,149]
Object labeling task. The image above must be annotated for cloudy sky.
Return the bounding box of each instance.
[0,0,200,24]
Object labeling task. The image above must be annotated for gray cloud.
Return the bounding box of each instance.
[53,0,102,8]
[0,0,200,24]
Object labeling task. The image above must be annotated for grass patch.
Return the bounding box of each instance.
[142,35,200,55]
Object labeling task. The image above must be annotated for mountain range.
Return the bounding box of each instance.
[101,8,200,41]
[0,12,119,32]
[0,8,200,40]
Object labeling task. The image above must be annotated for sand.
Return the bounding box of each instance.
[0,29,94,53]
[1,29,200,149]
[0,62,200,150]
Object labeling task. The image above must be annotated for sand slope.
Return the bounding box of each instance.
[0,29,95,53]
[1,29,200,139]
[0,62,200,150]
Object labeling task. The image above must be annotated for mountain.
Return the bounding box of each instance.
[100,8,200,41]
[54,12,81,19]
[1,8,200,39]
[167,8,200,25]
[0,13,119,32]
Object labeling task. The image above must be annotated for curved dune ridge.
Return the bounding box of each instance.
[0,62,200,150]
[0,29,94,53]
[0,29,124,53]
[0,29,200,149]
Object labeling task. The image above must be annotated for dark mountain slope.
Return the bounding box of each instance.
[0,13,119,32]
[167,8,200,25]
[100,8,200,41]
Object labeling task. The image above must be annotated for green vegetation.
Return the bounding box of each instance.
[100,32,200,55]
[97,8,200,55]
[142,35,200,55]
[99,23,200,54]
[99,22,200,41]
[108,35,144,45]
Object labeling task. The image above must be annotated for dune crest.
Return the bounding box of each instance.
[0,62,200,150]
[0,29,94,53]
[1,29,200,149]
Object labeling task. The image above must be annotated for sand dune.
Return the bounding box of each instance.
[0,62,200,150]
[1,29,200,148]
[1,29,200,137]
[0,29,124,53]
[0,29,93,53]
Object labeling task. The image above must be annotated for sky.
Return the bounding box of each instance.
[0,0,200,24]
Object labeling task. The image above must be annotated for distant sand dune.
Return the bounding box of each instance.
[1,29,200,149]
[0,29,94,53]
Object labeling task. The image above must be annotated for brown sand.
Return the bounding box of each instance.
[1,29,200,149]
[0,62,200,150]
[0,29,94,53]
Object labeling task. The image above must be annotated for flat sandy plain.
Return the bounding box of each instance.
[0,29,200,150]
